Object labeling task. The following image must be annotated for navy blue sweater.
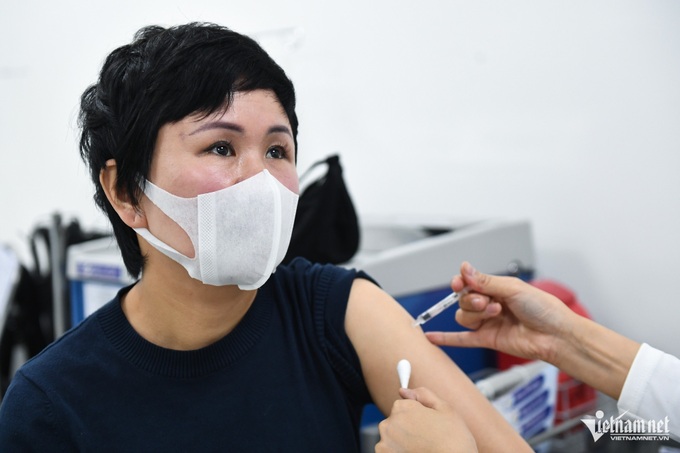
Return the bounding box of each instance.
[0,259,373,452]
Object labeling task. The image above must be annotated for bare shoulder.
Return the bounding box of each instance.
[344,278,465,413]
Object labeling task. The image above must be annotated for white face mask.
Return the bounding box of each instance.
[134,170,298,290]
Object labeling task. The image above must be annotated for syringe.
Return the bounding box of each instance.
[412,292,461,326]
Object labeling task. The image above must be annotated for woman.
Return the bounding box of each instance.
[0,23,529,452]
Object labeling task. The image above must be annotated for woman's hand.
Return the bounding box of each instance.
[376,387,477,453]
[426,262,578,365]
[426,262,640,400]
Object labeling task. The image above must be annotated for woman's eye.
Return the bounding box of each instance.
[208,142,234,156]
[266,146,287,160]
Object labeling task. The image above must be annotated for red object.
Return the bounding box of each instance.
[496,279,597,424]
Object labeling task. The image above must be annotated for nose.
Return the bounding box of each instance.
[233,153,265,184]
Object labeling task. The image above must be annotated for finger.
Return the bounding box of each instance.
[454,308,486,330]
[455,302,503,329]
[399,387,417,400]
[389,398,420,417]
[485,301,502,317]
[398,386,443,410]
[451,274,465,293]
[426,330,489,349]
[460,261,521,299]
[458,293,491,312]
[376,421,391,451]
[454,302,503,330]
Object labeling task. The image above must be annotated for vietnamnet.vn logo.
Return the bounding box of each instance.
[581,410,671,442]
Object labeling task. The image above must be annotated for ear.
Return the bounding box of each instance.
[100,159,147,228]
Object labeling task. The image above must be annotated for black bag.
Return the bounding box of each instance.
[0,216,107,398]
[283,154,360,265]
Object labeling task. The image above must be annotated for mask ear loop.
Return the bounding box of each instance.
[133,180,203,281]
[140,180,200,256]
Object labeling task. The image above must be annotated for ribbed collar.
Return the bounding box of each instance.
[96,284,273,379]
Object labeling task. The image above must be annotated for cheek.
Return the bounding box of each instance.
[168,169,235,197]
[266,162,299,195]
[278,172,299,195]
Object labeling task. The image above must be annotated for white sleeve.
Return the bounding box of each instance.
[618,343,680,440]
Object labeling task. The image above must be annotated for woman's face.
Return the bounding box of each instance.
[141,89,298,258]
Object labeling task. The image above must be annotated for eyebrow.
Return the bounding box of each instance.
[188,121,292,137]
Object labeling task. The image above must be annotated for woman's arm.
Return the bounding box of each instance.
[345,278,532,452]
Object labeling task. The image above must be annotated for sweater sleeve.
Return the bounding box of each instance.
[311,263,374,406]
[617,343,680,441]
[0,370,70,452]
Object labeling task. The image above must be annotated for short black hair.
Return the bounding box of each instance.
[78,22,298,277]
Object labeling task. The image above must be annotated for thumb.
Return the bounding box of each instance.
[461,261,518,300]
[398,387,443,410]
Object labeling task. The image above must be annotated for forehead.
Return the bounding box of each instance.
[188,89,289,126]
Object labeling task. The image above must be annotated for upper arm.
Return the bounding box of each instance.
[0,372,64,451]
[345,278,531,452]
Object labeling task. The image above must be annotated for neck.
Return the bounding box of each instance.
[123,259,257,351]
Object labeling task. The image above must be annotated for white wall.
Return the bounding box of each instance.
[2,1,679,356]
